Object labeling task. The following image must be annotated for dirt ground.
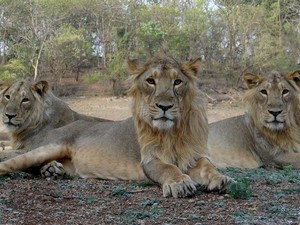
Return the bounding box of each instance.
[66,95,246,123]
[0,95,299,225]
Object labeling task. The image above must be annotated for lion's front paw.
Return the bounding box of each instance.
[206,174,233,192]
[162,174,196,198]
[40,161,65,179]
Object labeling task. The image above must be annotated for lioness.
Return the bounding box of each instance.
[0,80,143,180]
[0,56,231,198]
[0,80,110,160]
[209,70,300,169]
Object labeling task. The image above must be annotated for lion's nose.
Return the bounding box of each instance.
[5,113,17,120]
[156,104,174,112]
[268,110,282,117]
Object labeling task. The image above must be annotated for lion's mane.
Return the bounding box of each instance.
[244,71,300,155]
[127,55,209,172]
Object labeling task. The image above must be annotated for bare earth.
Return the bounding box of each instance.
[66,96,246,123]
[0,96,299,225]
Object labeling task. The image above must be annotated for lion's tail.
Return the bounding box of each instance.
[0,144,70,175]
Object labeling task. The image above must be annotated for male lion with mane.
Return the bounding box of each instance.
[209,70,300,169]
[0,55,231,198]
[127,55,231,197]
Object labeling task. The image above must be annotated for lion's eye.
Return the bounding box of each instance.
[260,89,267,95]
[4,95,10,100]
[282,89,289,95]
[174,79,182,86]
[146,78,155,85]
[22,98,29,103]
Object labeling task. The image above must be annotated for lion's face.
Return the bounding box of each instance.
[135,64,189,131]
[127,57,201,132]
[243,70,300,131]
[0,80,49,133]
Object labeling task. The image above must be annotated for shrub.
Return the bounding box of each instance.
[83,71,107,84]
[226,178,253,199]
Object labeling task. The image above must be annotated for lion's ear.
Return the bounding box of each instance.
[125,59,143,75]
[285,70,300,88]
[185,58,201,75]
[0,81,10,94]
[243,73,263,89]
[31,80,49,97]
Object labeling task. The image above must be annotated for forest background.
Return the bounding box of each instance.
[0,0,299,96]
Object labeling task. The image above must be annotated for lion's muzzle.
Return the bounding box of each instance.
[152,103,176,131]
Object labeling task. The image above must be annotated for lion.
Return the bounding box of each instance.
[0,56,231,198]
[127,55,231,197]
[0,79,143,180]
[0,80,110,160]
[208,70,300,169]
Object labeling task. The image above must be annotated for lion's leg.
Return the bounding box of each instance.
[0,144,70,176]
[187,157,232,191]
[142,159,196,198]
[274,152,300,169]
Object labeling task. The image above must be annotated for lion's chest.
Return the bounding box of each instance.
[156,139,200,172]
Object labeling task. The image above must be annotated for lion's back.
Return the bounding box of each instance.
[208,115,260,168]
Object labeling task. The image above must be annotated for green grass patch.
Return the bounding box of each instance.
[211,201,227,207]
[122,205,163,223]
[111,186,130,198]
[280,187,300,195]
[233,211,257,224]
[83,71,101,84]
[133,180,156,188]
[220,166,300,199]
[259,202,299,219]
[226,178,252,199]
[221,166,300,185]
[83,71,109,84]
[223,166,300,223]
[140,198,161,207]
[0,172,33,185]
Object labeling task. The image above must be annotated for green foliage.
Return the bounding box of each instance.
[122,205,164,223]
[276,186,300,195]
[135,20,167,56]
[75,194,98,204]
[83,71,106,84]
[111,186,130,198]
[259,201,299,219]
[226,178,253,199]
[221,166,300,185]
[0,0,299,85]
[135,180,156,188]
[222,166,300,203]
[0,172,31,185]
[233,211,257,224]
[140,21,165,40]
[106,52,126,81]
[140,198,161,207]
[44,25,93,80]
[0,71,16,82]
[282,165,294,173]
[105,51,128,96]
[0,59,27,81]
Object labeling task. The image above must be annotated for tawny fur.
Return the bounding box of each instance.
[209,70,300,169]
[0,56,232,198]
[0,80,109,159]
[0,80,144,180]
[127,55,231,198]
